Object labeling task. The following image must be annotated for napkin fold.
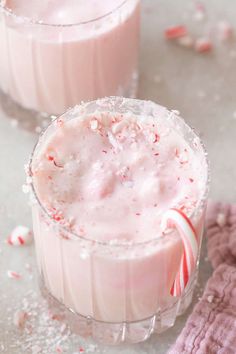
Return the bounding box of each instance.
[168,201,236,354]
[206,201,236,269]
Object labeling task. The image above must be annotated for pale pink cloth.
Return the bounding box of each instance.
[168,202,236,354]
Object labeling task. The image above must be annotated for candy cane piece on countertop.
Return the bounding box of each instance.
[195,37,212,53]
[161,208,199,297]
[165,25,188,40]
[7,225,33,246]
[7,270,22,279]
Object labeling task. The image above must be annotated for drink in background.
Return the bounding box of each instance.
[0,1,140,116]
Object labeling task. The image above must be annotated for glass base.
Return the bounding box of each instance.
[0,72,138,133]
[0,88,52,132]
[39,270,197,345]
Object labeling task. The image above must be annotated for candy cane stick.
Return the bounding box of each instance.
[161,208,198,297]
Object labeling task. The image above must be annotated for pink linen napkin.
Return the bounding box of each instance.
[168,202,236,354]
[206,201,236,269]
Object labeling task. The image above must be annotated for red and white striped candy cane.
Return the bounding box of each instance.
[162,208,199,297]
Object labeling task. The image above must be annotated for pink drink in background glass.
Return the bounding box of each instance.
[0,1,140,116]
[29,97,209,344]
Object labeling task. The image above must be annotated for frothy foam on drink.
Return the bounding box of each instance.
[32,109,206,243]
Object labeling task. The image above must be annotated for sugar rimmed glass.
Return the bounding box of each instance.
[28,97,209,345]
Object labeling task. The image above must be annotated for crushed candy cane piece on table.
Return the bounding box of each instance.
[217,21,233,41]
[13,310,28,328]
[195,2,205,12]
[7,225,33,246]
[7,270,21,279]
[1,287,104,353]
[165,25,187,39]
[195,37,212,53]
[193,2,206,22]
[216,212,226,227]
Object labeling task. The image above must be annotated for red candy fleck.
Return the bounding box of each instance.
[102,150,107,154]
[79,349,84,353]
[53,160,63,168]
[165,25,187,40]
[153,133,160,143]
[175,148,179,157]
[7,226,33,246]
[7,270,21,279]
[51,210,63,222]
[46,153,63,168]
[136,213,141,216]
[57,118,64,127]
[53,214,62,222]
[195,38,212,53]
[78,227,85,236]
[189,178,194,183]
[7,238,13,245]
[17,236,24,245]
[194,2,206,21]
[196,2,205,12]
[47,155,54,161]
[50,312,65,321]
[61,233,70,240]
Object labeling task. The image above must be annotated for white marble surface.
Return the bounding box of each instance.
[0,0,235,353]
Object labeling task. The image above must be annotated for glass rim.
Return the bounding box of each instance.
[29,97,210,248]
[0,0,130,27]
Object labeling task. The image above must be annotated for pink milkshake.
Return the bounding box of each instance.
[0,1,140,116]
[29,97,209,344]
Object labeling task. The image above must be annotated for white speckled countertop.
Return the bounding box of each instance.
[0,0,235,353]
